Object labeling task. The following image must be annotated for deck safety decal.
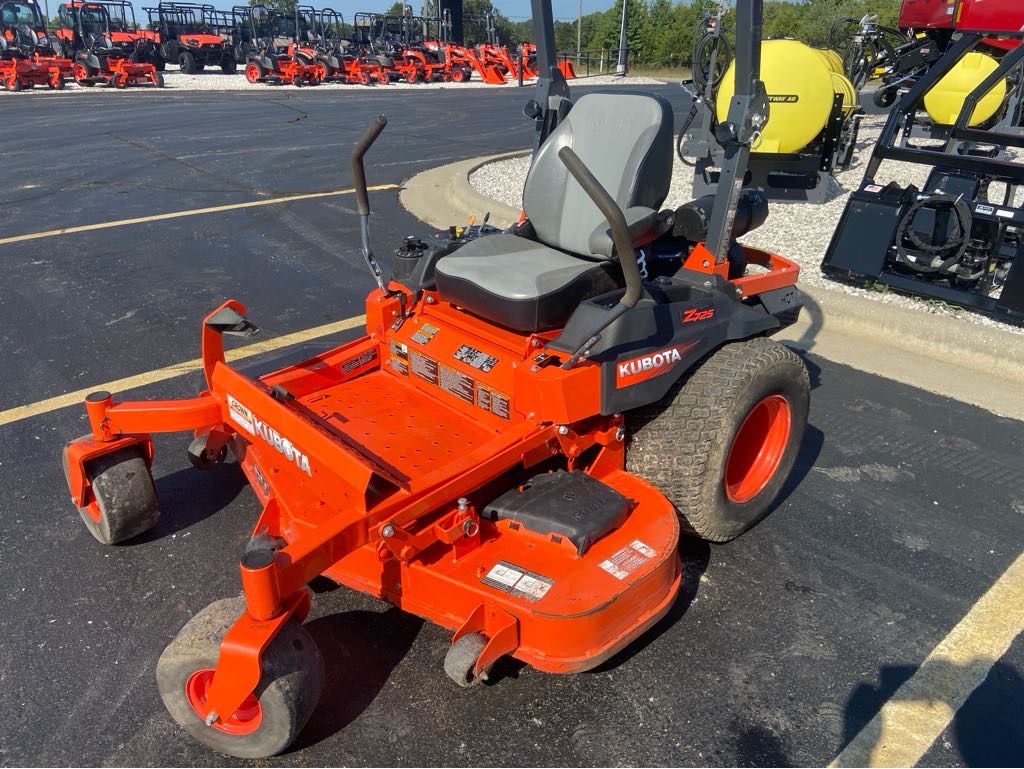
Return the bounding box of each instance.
[599,540,657,580]
[482,561,554,601]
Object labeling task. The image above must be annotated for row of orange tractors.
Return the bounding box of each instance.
[0,0,576,91]
[238,6,577,87]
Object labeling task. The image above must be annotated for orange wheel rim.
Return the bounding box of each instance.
[185,669,262,735]
[724,394,791,504]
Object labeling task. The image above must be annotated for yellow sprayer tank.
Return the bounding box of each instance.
[717,39,854,154]
[923,51,1007,126]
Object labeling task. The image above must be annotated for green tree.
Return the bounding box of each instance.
[250,0,295,14]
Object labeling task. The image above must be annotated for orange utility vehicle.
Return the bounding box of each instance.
[63,0,806,758]
[145,2,235,73]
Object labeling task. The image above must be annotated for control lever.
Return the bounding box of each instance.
[351,114,390,295]
[556,146,643,369]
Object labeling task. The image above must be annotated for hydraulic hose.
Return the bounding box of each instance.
[895,193,974,274]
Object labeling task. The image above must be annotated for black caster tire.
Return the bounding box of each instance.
[156,597,324,759]
[63,441,160,544]
[187,434,228,470]
[444,632,488,688]
[625,337,810,542]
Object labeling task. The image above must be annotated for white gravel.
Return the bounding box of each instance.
[0,68,664,94]
[469,114,1024,335]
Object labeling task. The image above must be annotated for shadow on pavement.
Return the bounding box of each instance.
[292,607,425,752]
[139,460,250,541]
[835,655,1024,766]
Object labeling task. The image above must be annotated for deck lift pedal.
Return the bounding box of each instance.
[821,21,1024,322]
[61,0,812,758]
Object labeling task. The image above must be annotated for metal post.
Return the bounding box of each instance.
[576,0,581,56]
[615,0,628,76]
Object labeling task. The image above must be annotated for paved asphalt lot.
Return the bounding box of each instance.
[1,85,1022,767]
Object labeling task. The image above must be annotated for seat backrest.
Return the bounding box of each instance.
[522,92,673,258]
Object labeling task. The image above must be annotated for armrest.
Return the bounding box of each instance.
[588,207,674,258]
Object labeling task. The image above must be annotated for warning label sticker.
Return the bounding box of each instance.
[341,348,377,374]
[477,385,510,419]
[410,322,441,346]
[410,350,439,385]
[599,540,656,581]
[482,561,554,602]
[389,356,409,375]
[453,344,498,372]
[389,339,409,361]
[440,364,474,404]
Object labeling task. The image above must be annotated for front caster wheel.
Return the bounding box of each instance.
[63,441,160,544]
[156,597,324,759]
[626,337,810,542]
[187,434,228,470]
[444,632,488,687]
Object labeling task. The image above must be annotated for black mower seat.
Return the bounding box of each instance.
[435,92,673,334]
[435,235,621,333]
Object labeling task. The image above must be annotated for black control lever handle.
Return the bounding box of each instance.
[558,146,642,310]
[351,114,387,216]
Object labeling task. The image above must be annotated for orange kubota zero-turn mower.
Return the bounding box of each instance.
[0,0,70,90]
[62,0,807,758]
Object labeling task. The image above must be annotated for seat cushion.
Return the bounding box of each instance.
[435,234,620,334]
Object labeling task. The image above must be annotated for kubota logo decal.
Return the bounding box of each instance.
[227,395,312,476]
[615,341,701,388]
[252,416,312,476]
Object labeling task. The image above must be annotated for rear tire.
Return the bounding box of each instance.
[73,62,95,85]
[625,337,809,542]
[221,57,236,74]
[63,443,161,544]
[156,597,324,759]
[245,62,263,83]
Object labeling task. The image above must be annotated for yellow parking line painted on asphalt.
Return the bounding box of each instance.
[0,184,399,246]
[0,314,366,428]
[830,551,1024,767]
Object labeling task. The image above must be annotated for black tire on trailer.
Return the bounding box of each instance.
[179,50,197,74]
[156,597,324,759]
[625,337,810,543]
[62,442,161,544]
[873,86,897,108]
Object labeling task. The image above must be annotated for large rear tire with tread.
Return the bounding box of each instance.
[63,443,160,544]
[156,597,324,759]
[625,337,809,542]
